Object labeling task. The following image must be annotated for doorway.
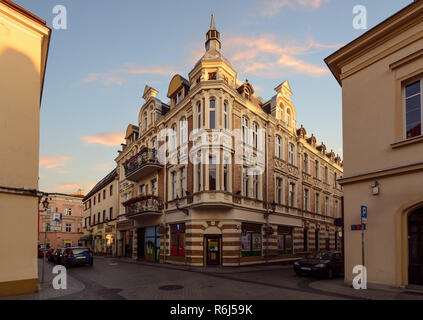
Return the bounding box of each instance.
[205,235,221,266]
[409,208,423,285]
[137,228,145,260]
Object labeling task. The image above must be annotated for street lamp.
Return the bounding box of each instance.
[42,196,49,212]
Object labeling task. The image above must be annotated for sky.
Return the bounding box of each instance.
[14,0,412,194]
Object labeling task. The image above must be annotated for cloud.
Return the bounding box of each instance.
[222,34,342,78]
[81,132,124,147]
[81,63,178,86]
[82,73,125,86]
[39,156,72,169]
[260,0,330,17]
[55,183,95,194]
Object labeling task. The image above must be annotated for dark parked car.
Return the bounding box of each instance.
[293,251,344,279]
[38,244,47,258]
[52,248,65,264]
[61,247,93,267]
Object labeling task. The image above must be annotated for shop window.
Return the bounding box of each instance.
[277,226,293,255]
[241,223,262,257]
[170,223,185,257]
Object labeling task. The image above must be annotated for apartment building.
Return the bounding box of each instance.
[38,192,84,248]
[0,0,50,296]
[82,169,119,255]
[114,15,343,266]
[326,0,423,286]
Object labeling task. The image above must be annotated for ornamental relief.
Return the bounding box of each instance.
[274,158,286,172]
[287,164,299,177]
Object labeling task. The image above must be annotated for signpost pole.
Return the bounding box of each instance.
[41,223,48,283]
[360,206,367,268]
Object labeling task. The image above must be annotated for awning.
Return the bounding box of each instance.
[80,234,93,241]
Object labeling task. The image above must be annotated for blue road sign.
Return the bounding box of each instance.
[361,206,367,219]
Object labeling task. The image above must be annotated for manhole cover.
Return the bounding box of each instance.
[159,285,184,291]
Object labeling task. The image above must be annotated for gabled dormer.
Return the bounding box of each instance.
[167,75,190,109]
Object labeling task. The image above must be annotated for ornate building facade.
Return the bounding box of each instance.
[114,15,344,266]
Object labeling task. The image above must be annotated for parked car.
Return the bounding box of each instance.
[38,244,47,258]
[52,248,65,264]
[46,248,55,262]
[61,247,93,268]
[293,251,344,279]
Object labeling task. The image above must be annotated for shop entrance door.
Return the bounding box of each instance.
[206,236,221,266]
[409,208,423,285]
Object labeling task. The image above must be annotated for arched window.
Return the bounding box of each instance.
[209,99,216,129]
[143,112,148,130]
[197,102,202,129]
[286,109,292,127]
[180,117,187,145]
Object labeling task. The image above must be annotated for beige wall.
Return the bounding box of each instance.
[0,1,50,296]
[326,2,423,286]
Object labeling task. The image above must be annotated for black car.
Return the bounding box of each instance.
[293,251,344,279]
[52,248,65,264]
[61,247,93,268]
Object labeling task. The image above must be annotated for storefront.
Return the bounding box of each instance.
[241,223,262,257]
[105,226,115,255]
[277,226,293,255]
[170,223,185,259]
[117,220,135,257]
[138,226,160,262]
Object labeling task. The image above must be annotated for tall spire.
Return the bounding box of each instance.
[210,13,216,30]
[205,13,221,52]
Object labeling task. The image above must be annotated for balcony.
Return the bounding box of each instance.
[123,148,162,181]
[123,195,163,219]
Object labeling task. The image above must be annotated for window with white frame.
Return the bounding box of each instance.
[253,122,258,149]
[65,207,72,216]
[276,177,283,204]
[197,102,202,129]
[253,172,259,200]
[180,167,186,197]
[171,171,177,200]
[223,102,229,130]
[242,116,249,145]
[180,118,187,145]
[404,79,422,139]
[243,169,250,197]
[171,124,177,150]
[209,99,216,129]
[315,160,320,179]
[304,188,309,211]
[223,156,230,192]
[289,182,295,207]
[66,224,72,232]
[275,135,282,158]
[288,143,295,165]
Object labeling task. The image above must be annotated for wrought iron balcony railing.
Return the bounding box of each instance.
[123,195,163,217]
[123,147,162,180]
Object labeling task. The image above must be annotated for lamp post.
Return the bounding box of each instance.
[41,193,49,284]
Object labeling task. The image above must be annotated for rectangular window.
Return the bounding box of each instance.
[335,200,339,218]
[109,207,113,220]
[289,183,295,207]
[404,80,422,139]
[223,160,229,192]
[208,72,216,80]
[110,185,113,196]
[277,226,293,255]
[66,224,71,232]
[65,207,72,216]
[243,169,249,197]
[209,99,216,129]
[223,102,228,130]
[171,172,177,200]
[180,167,186,196]
[140,184,146,195]
[170,223,185,257]
[253,123,258,149]
[253,173,259,200]
[151,178,157,196]
[197,103,202,129]
[325,196,329,216]
[325,167,329,184]
[197,163,202,192]
[315,160,319,179]
[289,143,295,165]
[303,154,309,173]
[304,189,309,211]
[103,210,106,222]
[276,178,283,204]
[98,194,101,203]
[180,118,187,145]
[242,117,249,144]
[241,223,262,257]
[209,156,216,191]
[275,136,281,158]
[315,193,320,214]
[315,229,319,251]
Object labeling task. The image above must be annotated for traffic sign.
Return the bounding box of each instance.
[351,224,366,231]
[361,206,367,219]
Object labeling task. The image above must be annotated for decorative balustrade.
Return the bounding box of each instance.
[123,195,163,217]
[123,148,161,179]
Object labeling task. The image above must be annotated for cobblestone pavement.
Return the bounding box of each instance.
[3,257,423,300]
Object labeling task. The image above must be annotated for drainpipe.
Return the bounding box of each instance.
[163,129,167,264]
[265,122,269,264]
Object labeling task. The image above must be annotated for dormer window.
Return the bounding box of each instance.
[208,72,217,80]
[244,88,250,100]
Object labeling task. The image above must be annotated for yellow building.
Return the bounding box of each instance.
[326,0,423,287]
[82,169,120,256]
[0,0,50,296]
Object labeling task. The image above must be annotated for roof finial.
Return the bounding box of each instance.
[210,13,216,30]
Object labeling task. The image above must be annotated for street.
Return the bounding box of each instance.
[4,257,423,300]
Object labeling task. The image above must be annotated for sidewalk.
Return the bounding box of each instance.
[99,256,298,274]
[0,259,85,300]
